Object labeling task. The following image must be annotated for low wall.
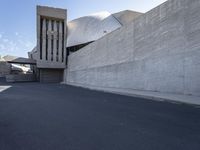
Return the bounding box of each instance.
[65,0,200,97]
[6,74,37,83]
[0,62,11,77]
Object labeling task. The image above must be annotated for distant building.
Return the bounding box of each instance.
[0,55,36,82]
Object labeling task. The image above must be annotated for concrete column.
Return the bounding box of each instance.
[48,20,52,61]
[63,22,67,65]
[58,21,63,62]
[53,21,57,62]
[42,19,46,61]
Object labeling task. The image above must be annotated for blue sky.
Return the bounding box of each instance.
[0,0,166,58]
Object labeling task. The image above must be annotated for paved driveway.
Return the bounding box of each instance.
[0,82,200,150]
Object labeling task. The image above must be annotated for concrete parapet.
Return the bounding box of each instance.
[6,74,37,83]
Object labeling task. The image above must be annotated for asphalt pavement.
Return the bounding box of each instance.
[0,82,200,150]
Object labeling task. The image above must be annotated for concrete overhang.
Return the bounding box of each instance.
[3,55,36,65]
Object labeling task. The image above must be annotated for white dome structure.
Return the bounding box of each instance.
[67,11,122,47]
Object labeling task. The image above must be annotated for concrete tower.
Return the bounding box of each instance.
[36,6,67,82]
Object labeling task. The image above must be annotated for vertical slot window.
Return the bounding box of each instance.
[51,20,54,61]
[62,21,64,62]
[57,21,59,62]
[46,19,49,60]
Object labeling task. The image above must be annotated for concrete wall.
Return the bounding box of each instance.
[6,74,36,83]
[65,0,200,97]
[0,62,11,77]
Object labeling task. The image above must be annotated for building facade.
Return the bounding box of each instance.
[35,6,67,82]
[29,0,200,98]
[30,5,142,82]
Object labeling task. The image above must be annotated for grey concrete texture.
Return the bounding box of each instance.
[36,6,67,69]
[65,0,200,97]
[66,82,200,106]
[0,62,10,77]
[37,5,67,19]
[5,74,36,83]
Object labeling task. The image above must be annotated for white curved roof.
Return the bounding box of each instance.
[113,10,142,25]
[0,56,5,62]
[67,11,122,47]
[11,64,30,72]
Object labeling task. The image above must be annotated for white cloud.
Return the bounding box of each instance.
[0,32,34,57]
[15,32,19,36]
[0,44,5,49]
[3,39,9,43]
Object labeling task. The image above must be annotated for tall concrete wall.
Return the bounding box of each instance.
[64,0,200,97]
[36,6,67,69]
